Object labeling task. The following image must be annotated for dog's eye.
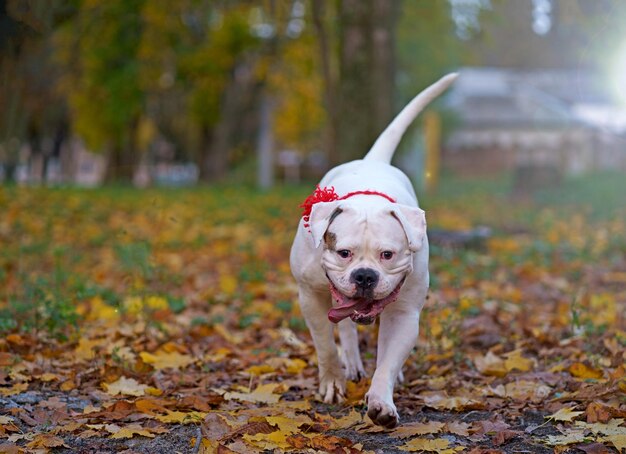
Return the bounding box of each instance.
[337,249,352,259]
[381,251,394,260]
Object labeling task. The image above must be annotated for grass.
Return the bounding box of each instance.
[0,171,625,338]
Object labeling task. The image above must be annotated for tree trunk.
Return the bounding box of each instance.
[257,90,275,189]
[198,61,256,183]
[337,0,397,163]
[104,142,135,183]
[104,118,139,183]
[312,0,339,166]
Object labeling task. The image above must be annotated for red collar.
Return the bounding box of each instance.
[300,185,396,229]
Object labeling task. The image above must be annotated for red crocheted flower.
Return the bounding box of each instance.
[300,185,338,228]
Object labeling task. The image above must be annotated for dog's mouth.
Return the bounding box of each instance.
[327,277,406,325]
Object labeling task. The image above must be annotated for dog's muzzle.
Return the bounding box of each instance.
[327,276,406,325]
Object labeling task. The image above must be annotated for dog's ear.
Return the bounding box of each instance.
[391,205,427,252]
[309,201,343,248]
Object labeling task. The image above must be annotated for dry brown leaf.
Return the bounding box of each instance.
[389,421,446,439]
[26,433,69,449]
[445,421,471,437]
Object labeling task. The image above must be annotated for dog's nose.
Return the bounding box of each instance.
[350,268,379,290]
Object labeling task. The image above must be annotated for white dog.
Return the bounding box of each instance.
[290,73,458,428]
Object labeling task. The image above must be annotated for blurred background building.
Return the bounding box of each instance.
[1,0,625,189]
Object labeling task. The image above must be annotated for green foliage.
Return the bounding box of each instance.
[57,0,144,151]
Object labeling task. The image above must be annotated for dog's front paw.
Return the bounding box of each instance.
[366,394,399,428]
[319,371,346,404]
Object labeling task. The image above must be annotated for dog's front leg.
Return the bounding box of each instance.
[366,300,422,428]
[298,287,346,403]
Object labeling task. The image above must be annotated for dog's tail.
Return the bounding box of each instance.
[364,72,458,164]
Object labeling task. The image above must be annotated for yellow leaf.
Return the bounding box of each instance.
[104,376,148,397]
[332,409,363,430]
[390,421,446,439]
[243,431,292,450]
[245,364,275,376]
[398,437,455,453]
[474,351,507,377]
[265,416,302,434]
[504,349,534,372]
[38,373,60,382]
[110,424,156,439]
[568,362,604,380]
[504,380,552,403]
[575,419,626,436]
[285,358,307,374]
[0,383,28,396]
[422,392,482,411]
[75,338,100,361]
[154,410,207,424]
[546,407,584,422]
[219,274,238,295]
[140,351,194,370]
[601,434,626,451]
[224,383,284,404]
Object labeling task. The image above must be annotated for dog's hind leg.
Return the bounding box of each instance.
[338,318,366,381]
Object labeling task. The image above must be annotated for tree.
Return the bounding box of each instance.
[56,0,144,182]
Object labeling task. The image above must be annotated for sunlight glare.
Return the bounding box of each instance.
[611,43,626,105]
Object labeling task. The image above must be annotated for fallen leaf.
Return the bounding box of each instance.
[243,430,291,450]
[599,434,626,451]
[474,351,507,377]
[504,349,534,372]
[398,437,456,453]
[569,362,604,380]
[332,409,363,430]
[546,407,584,423]
[26,433,69,449]
[0,416,15,425]
[75,338,100,361]
[140,350,194,370]
[390,421,446,439]
[446,421,471,437]
[103,376,148,396]
[422,392,483,411]
[110,424,156,439]
[576,419,626,436]
[577,442,614,454]
[0,383,28,397]
[223,383,284,404]
[155,410,207,424]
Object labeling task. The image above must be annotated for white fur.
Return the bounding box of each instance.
[289,74,457,427]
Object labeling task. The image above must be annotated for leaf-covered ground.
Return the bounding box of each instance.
[1,174,625,454]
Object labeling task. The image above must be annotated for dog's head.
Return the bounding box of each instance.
[308,199,426,325]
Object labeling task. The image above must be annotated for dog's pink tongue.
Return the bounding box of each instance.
[328,301,362,323]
